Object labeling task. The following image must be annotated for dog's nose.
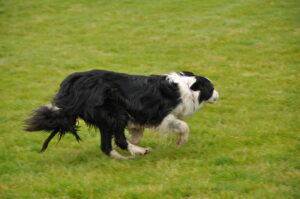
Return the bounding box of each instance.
[208,90,219,104]
[213,90,219,102]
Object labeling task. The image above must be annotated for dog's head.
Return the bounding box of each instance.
[180,71,219,104]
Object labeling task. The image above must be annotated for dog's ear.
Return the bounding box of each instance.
[180,71,195,77]
[190,81,201,91]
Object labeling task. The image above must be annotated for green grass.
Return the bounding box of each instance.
[0,0,299,198]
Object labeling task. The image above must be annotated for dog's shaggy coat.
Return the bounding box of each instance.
[24,70,219,159]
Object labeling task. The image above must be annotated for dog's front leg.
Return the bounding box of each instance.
[158,114,189,147]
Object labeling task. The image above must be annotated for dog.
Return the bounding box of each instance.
[24,70,219,159]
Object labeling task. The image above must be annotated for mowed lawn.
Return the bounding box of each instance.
[0,0,299,198]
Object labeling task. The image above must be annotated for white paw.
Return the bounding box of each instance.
[176,132,188,147]
[109,150,132,160]
[128,142,152,155]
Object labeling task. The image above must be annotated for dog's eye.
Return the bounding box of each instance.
[190,82,199,91]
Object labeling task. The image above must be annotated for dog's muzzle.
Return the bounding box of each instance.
[208,90,219,104]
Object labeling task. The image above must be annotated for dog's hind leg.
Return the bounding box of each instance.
[128,127,144,145]
[127,142,152,156]
[114,127,151,156]
[158,114,189,147]
[99,125,129,160]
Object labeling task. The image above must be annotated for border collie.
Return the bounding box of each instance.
[24,70,219,159]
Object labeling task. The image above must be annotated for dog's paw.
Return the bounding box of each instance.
[109,150,132,160]
[128,143,152,155]
[176,132,188,147]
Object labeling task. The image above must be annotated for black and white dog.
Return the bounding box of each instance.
[25,70,219,159]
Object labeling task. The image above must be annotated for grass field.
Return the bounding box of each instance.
[0,0,299,198]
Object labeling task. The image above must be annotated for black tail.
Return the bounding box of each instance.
[24,105,81,152]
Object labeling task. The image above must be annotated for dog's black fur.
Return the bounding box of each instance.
[24,70,214,156]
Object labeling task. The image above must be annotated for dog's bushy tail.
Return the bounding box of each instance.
[24,105,80,152]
